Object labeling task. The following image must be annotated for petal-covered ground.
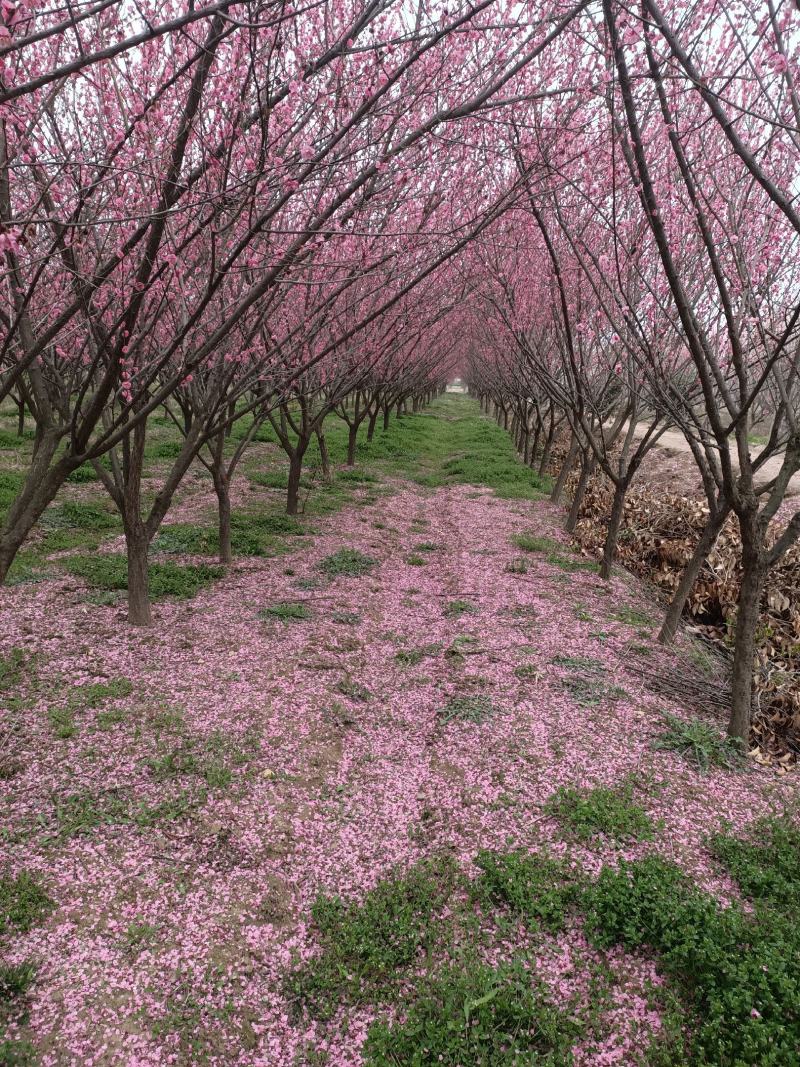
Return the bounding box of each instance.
[1,409,798,1065]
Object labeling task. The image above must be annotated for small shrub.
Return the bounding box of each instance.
[0,872,54,935]
[653,713,744,773]
[473,850,582,933]
[443,599,477,618]
[583,854,800,1065]
[406,553,426,566]
[363,959,577,1066]
[546,783,653,842]
[317,548,377,578]
[259,601,312,622]
[332,610,361,625]
[710,815,800,911]
[414,541,439,552]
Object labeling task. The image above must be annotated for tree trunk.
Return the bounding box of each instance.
[383,405,391,431]
[286,450,304,515]
[366,408,379,441]
[551,436,579,505]
[566,452,594,533]
[658,506,729,644]
[539,427,555,477]
[727,524,765,742]
[346,424,358,466]
[214,474,232,564]
[0,439,69,585]
[600,480,628,580]
[316,429,331,482]
[16,398,24,437]
[125,524,152,626]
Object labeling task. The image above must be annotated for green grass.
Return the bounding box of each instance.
[546,783,653,842]
[259,601,312,622]
[334,678,371,702]
[395,644,439,666]
[153,511,306,558]
[287,856,461,1019]
[443,599,477,618]
[62,554,223,598]
[0,872,54,936]
[52,788,200,839]
[512,533,560,553]
[363,959,576,1066]
[317,548,377,577]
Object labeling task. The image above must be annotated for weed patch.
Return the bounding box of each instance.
[287,856,460,1019]
[259,601,312,623]
[0,872,53,936]
[583,843,800,1065]
[317,548,377,578]
[443,599,477,618]
[653,713,744,773]
[438,694,495,725]
[363,959,576,1066]
[473,850,582,933]
[547,783,653,842]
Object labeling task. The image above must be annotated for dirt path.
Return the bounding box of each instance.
[629,422,800,498]
[2,475,798,1064]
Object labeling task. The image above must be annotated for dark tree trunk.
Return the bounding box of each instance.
[566,452,594,533]
[316,429,331,482]
[539,426,555,477]
[214,473,232,564]
[125,524,152,626]
[600,480,628,580]
[346,424,358,466]
[658,506,729,644]
[366,408,379,441]
[551,436,579,505]
[16,398,25,437]
[727,520,765,742]
[383,405,391,431]
[0,437,68,585]
[225,401,235,438]
[286,449,305,515]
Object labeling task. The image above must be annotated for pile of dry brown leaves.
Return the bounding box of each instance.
[564,466,800,765]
